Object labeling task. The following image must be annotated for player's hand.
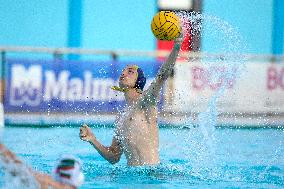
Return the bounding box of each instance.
[79,124,96,142]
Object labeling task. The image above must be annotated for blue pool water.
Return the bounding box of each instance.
[0,126,284,188]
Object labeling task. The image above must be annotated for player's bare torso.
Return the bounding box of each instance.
[115,104,159,166]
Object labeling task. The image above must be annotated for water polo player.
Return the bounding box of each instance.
[80,33,183,166]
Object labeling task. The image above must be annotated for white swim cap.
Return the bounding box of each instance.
[52,155,84,188]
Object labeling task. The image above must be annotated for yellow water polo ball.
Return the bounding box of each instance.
[151,11,182,41]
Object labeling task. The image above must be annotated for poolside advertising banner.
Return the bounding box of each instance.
[4,59,160,113]
[173,61,284,114]
[4,58,284,126]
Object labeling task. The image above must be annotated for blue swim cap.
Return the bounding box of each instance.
[135,67,146,91]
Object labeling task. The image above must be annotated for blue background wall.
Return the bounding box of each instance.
[0,0,68,47]
[202,0,274,54]
[82,0,156,51]
[0,0,156,51]
[0,0,283,55]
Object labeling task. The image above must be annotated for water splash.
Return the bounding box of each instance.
[172,11,249,178]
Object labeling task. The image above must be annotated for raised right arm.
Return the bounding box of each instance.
[139,34,183,107]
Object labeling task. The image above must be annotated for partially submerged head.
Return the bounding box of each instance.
[52,155,84,188]
[113,65,146,93]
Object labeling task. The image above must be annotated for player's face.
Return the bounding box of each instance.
[119,65,138,89]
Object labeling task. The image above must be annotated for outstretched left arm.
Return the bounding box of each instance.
[0,143,73,189]
[0,143,23,165]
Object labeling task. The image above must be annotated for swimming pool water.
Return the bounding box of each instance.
[1,126,283,188]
